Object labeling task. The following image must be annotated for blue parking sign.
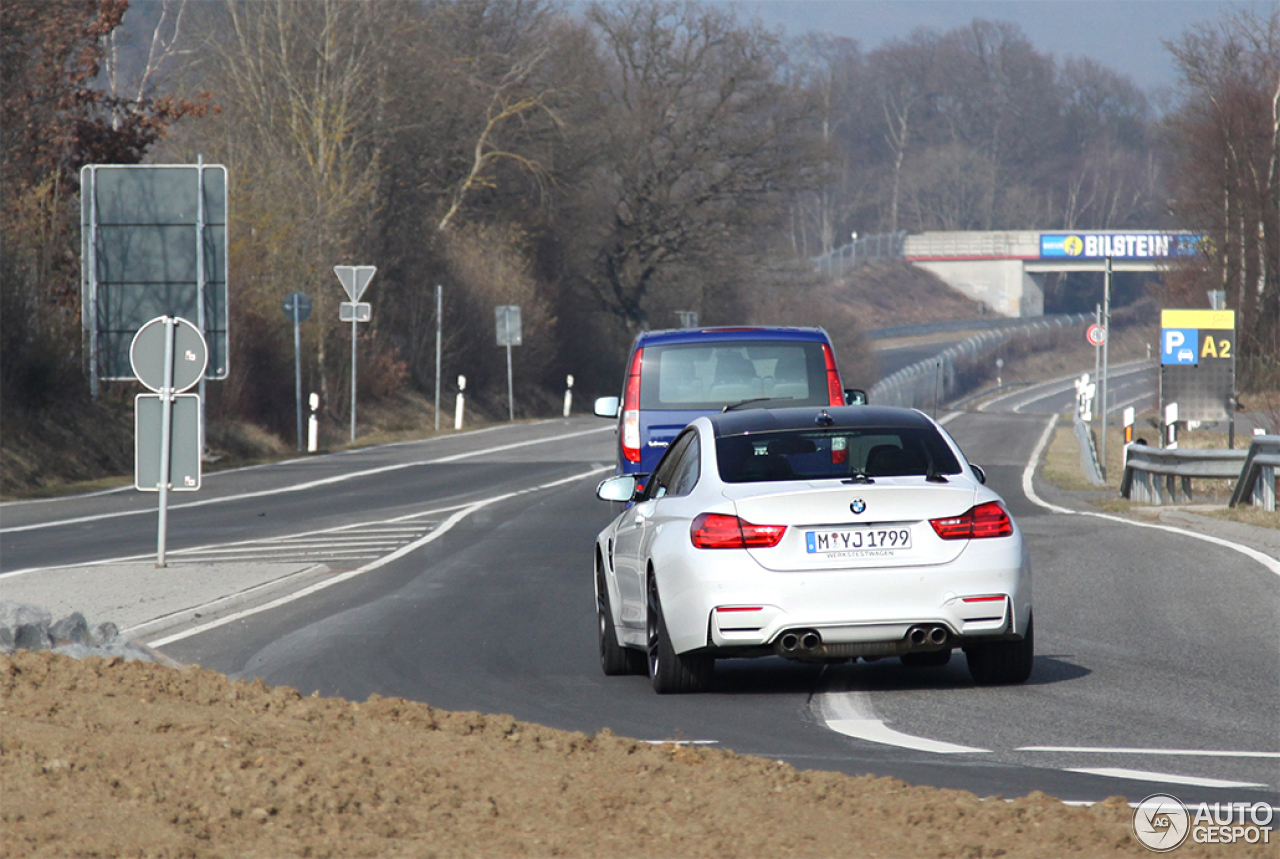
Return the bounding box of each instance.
[1161,328,1199,365]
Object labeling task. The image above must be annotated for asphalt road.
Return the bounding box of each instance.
[3,392,1276,808]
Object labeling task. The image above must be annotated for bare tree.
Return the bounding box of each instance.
[869,31,939,233]
[580,0,815,330]
[1165,6,1280,363]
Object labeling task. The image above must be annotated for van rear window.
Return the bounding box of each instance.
[639,342,828,410]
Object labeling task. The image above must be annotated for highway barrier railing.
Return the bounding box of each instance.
[1228,435,1280,512]
[1120,444,1247,505]
[869,314,1090,409]
[1073,413,1106,486]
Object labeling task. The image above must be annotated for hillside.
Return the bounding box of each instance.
[0,264,988,500]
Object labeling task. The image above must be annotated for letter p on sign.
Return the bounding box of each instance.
[1161,328,1198,365]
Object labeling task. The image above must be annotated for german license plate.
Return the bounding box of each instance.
[805,526,912,557]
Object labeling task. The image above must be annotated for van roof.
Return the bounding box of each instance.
[708,405,933,437]
[633,326,831,348]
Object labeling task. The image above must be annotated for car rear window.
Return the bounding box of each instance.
[639,342,828,410]
[716,427,962,483]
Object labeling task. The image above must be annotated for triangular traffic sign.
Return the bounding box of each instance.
[334,265,377,301]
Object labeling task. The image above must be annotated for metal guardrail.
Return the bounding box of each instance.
[1120,444,1247,505]
[1228,435,1280,512]
[865,315,1068,341]
[813,231,906,278]
[1073,414,1105,486]
[869,314,1090,409]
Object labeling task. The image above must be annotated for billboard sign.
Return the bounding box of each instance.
[1039,232,1201,260]
[81,164,228,384]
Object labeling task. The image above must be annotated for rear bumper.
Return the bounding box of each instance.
[658,539,1031,655]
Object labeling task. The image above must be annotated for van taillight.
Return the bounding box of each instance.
[622,348,643,463]
[822,343,843,407]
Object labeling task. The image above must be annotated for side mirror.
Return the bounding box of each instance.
[594,396,620,419]
[844,389,867,405]
[596,475,639,502]
[971,464,987,484]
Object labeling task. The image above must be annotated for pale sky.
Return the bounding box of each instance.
[722,1,1268,92]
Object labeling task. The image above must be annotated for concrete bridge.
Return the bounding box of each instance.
[815,230,1200,318]
[905,230,1199,317]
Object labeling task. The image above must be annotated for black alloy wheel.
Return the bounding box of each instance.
[646,575,713,694]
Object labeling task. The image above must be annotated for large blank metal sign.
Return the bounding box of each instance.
[81,164,228,383]
[1160,308,1235,422]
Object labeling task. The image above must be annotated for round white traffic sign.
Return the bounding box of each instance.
[1086,324,1107,346]
[130,316,208,393]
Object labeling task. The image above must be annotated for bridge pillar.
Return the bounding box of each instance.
[909,259,1043,317]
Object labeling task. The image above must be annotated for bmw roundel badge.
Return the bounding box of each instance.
[850,499,866,515]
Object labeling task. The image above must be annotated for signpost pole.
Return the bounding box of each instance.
[434,284,442,431]
[1100,257,1112,481]
[1093,303,1101,398]
[350,315,358,443]
[156,317,176,567]
[294,299,303,451]
[196,156,208,457]
[87,165,100,400]
[506,341,514,422]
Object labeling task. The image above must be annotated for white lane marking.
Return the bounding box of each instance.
[0,501,477,579]
[825,719,990,754]
[1021,746,1280,758]
[1022,416,1280,576]
[0,425,613,535]
[145,465,611,647]
[0,423,527,509]
[641,740,719,745]
[817,681,989,754]
[980,360,1151,415]
[1065,767,1268,789]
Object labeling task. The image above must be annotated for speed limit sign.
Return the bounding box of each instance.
[1086,324,1107,346]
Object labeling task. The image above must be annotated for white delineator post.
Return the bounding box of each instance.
[308,392,319,453]
[563,374,574,418]
[454,375,466,430]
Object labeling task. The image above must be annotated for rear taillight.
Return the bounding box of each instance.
[621,348,643,463]
[929,501,1013,540]
[821,343,843,407]
[691,513,786,549]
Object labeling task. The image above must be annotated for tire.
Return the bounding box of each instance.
[647,576,713,694]
[964,614,1034,685]
[901,648,952,668]
[598,566,645,676]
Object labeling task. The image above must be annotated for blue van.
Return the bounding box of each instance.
[593,326,863,476]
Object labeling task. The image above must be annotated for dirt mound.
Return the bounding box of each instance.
[4,649,1249,858]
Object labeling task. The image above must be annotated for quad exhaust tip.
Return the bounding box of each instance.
[777,630,823,653]
[908,625,949,647]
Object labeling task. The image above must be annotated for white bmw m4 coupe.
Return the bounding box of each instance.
[593,405,1033,693]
